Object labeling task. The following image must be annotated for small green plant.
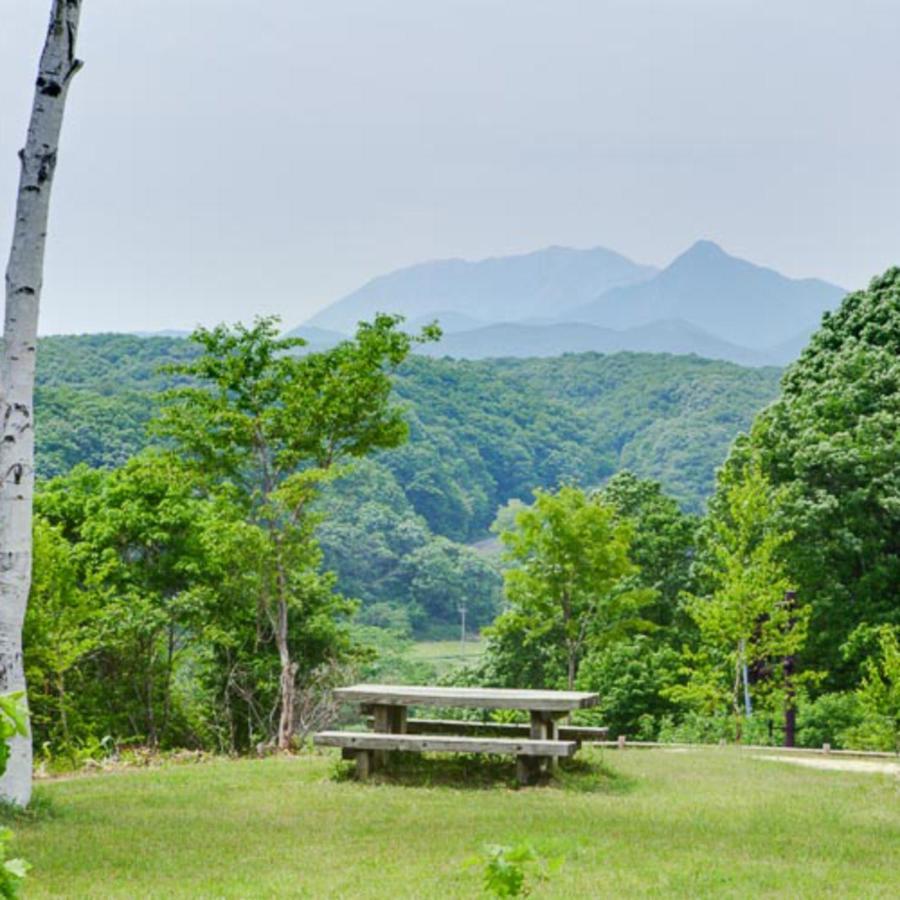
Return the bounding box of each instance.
[473,842,559,897]
[0,694,30,897]
[0,829,29,898]
[0,696,27,779]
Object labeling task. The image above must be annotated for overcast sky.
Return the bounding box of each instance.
[1,0,898,334]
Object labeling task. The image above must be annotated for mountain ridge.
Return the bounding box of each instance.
[294,240,844,365]
[418,318,779,367]
[305,245,657,332]
[563,240,844,348]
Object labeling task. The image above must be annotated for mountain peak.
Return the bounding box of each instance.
[562,241,845,350]
[681,239,728,259]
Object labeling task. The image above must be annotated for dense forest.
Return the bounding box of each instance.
[34,334,779,635]
[465,270,900,751]
[22,270,900,759]
[36,335,780,522]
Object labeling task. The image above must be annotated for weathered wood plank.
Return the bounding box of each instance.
[556,725,609,741]
[313,731,577,757]
[381,718,609,741]
[334,684,598,712]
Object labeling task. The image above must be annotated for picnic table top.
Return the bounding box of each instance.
[333,683,599,712]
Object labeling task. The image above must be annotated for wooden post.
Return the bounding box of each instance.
[530,710,557,773]
[391,706,408,734]
[617,734,626,751]
[355,750,373,780]
[546,716,560,773]
[371,704,407,770]
[371,704,390,770]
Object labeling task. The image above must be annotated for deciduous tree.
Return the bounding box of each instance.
[156,315,436,748]
[669,462,810,741]
[1,0,84,805]
[730,269,900,687]
[488,486,644,690]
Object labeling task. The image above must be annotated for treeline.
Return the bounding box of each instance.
[462,270,900,752]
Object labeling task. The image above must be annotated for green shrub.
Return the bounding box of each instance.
[796,693,863,749]
[657,711,777,745]
[576,637,680,739]
[841,626,900,752]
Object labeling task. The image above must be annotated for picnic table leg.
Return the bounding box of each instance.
[529,711,559,775]
[546,717,560,774]
[530,711,568,774]
[516,755,539,786]
[371,704,408,771]
[356,749,374,779]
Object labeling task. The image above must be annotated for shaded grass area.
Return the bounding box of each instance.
[11,749,900,898]
[330,752,634,794]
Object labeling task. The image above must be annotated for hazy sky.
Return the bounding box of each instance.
[1,0,898,334]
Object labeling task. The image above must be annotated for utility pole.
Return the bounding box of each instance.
[458,601,467,646]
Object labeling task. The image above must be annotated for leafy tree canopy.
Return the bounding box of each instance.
[728,268,900,687]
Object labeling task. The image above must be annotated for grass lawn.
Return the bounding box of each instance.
[12,748,899,898]
[407,639,485,676]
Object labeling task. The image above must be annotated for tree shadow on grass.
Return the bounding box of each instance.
[328,752,637,794]
[554,755,637,794]
[0,788,59,826]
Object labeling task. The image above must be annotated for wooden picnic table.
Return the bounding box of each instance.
[326,683,600,783]
[333,683,598,739]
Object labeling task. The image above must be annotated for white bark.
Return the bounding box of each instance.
[1,0,83,806]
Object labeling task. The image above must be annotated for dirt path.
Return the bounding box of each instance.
[756,754,899,777]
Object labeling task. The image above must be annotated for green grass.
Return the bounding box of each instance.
[408,639,485,676]
[11,748,899,898]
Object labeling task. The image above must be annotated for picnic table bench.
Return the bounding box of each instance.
[314,684,602,785]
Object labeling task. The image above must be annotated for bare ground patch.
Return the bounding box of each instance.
[756,754,900,777]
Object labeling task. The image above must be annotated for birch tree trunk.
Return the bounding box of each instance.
[0,0,83,806]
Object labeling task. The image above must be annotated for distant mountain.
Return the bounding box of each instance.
[563,240,845,349]
[419,319,774,367]
[305,246,657,333]
[293,240,843,364]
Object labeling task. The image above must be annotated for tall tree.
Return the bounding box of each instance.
[1,0,84,805]
[488,486,644,690]
[669,462,809,741]
[156,315,436,749]
[597,471,698,632]
[723,269,900,688]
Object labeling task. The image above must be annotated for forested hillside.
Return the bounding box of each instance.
[36,334,198,476]
[33,333,780,634]
[36,334,780,517]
